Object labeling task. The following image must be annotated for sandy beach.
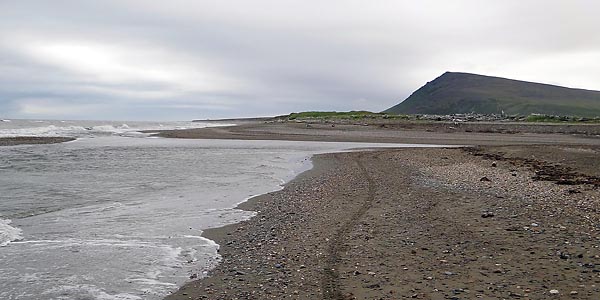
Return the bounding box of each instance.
[160,122,600,299]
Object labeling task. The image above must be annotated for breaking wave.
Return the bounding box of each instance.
[0,120,230,138]
[0,218,23,247]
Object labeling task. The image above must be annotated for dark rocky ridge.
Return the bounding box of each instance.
[385,72,600,117]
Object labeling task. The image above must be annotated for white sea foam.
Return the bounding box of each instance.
[0,124,133,138]
[43,284,143,300]
[0,120,232,138]
[0,218,23,246]
[128,278,177,287]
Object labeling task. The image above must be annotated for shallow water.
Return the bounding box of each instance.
[0,128,444,299]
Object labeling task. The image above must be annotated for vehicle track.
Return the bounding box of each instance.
[322,153,377,300]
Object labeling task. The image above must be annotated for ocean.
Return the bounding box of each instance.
[0,119,437,299]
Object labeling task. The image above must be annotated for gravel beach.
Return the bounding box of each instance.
[165,142,600,299]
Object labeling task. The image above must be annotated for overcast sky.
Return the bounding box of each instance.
[1,1,599,120]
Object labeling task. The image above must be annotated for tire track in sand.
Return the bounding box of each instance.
[322,153,377,300]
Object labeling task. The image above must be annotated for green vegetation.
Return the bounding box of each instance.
[525,114,600,123]
[289,111,375,119]
[385,72,600,118]
[287,111,410,120]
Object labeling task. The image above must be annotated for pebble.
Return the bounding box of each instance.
[549,289,559,294]
[481,212,495,218]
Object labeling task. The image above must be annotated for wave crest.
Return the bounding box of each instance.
[0,218,23,246]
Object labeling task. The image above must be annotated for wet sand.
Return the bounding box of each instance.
[0,136,75,146]
[163,122,600,299]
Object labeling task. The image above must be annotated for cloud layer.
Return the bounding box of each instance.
[2,0,599,120]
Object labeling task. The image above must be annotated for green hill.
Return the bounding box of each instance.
[384,72,600,117]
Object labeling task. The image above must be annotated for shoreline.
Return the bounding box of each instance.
[153,121,600,146]
[164,151,346,300]
[165,144,600,299]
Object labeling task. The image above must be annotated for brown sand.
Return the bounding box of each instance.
[0,136,75,146]
[162,122,600,300]
[154,122,600,146]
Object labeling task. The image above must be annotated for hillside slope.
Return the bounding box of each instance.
[385,72,600,117]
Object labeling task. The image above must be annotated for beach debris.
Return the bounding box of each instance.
[452,288,464,294]
[549,289,559,295]
[558,251,570,259]
[364,283,381,289]
[480,176,491,182]
[481,212,495,218]
[491,161,497,167]
[509,292,523,298]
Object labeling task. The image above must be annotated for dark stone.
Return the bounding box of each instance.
[481,212,495,218]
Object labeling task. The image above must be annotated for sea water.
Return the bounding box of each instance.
[0,122,441,299]
[0,119,227,138]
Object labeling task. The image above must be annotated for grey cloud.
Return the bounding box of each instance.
[1,0,600,120]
